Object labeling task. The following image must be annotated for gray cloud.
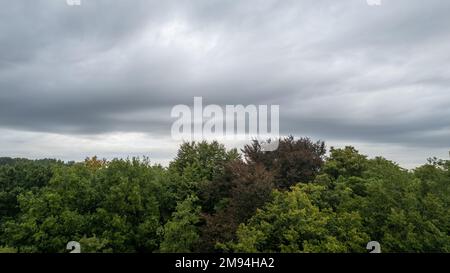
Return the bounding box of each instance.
[0,0,449,166]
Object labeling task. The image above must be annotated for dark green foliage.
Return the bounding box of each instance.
[160,195,201,253]
[0,140,449,253]
[170,141,239,182]
[231,184,369,253]
[2,157,162,253]
[162,141,239,219]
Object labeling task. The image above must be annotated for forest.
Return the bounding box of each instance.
[0,136,449,253]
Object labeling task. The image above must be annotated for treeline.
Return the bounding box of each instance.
[0,136,449,253]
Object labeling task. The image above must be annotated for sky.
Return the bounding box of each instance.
[0,0,449,168]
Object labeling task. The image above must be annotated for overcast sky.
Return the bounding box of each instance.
[1,0,449,168]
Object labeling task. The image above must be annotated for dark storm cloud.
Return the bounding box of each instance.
[0,0,449,163]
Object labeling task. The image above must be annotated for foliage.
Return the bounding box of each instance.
[231,184,369,253]
[243,136,326,189]
[160,195,201,253]
[0,140,449,253]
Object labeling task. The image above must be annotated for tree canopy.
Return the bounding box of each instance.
[0,138,449,253]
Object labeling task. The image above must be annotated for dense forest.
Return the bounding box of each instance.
[0,137,449,253]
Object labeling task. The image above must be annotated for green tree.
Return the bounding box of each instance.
[165,141,240,215]
[323,146,369,179]
[4,157,163,253]
[160,195,201,253]
[231,184,369,253]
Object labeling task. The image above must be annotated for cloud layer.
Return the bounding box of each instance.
[1,0,449,167]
